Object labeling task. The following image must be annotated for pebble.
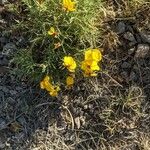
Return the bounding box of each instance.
[0,0,8,5]
[2,43,17,57]
[128,47,135,55]
[0,117,6,130]
[9,90,18,95]
[135,44,150,58]
[121,62,131,69]
[17,116,26,126]
[0,37,8,47]
[129,71,138,82]
[1,86,9,93]
[0,53,9,66]
[129,41,137,47]
[123,32,136,42]
[0,90,4,98]
[117,21,126,34]
[15,36,27,47]
[120,71,128,80]
[140,32,150,44]
[135,34,142,43]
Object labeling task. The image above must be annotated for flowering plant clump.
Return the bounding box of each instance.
[14,0,103,97]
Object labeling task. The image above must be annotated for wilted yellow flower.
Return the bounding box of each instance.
[66,76,74,87]
[63,0,76,12]
[40,75,60,97]
[85,49,102,62]
[54,42,61,49]
[63,56,76,72]
[48,27,58,37]
[49,86,60,97]
[40,75,53,91]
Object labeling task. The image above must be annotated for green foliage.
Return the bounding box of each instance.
[14,0,104,83]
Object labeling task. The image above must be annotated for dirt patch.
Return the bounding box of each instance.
[0,1,150,150]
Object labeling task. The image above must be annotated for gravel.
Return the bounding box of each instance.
[129,71,138,82]
[2,43,17,57]
[121,62,132,69]
[117,21,126,34]
[135,44,150,58]
[128,47,136,55]
[123,32,136,42]
[0,53,9,66]
[140,32,150,44]
[0,117,7,130]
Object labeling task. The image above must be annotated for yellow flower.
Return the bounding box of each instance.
[49,86,60,97]
[48,27,58,37]
[66,76,74,87]
[40,76,60,97]
[63,56,76,72]
[81,60,100,77]
[63,0,76,12]
[40,75,53,91]
[85,49,102,62]
[81,60,100,71]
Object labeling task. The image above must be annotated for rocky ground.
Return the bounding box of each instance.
[0,1,150,150]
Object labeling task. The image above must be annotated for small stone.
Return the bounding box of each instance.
[135,44,150,58]
[0,90,4,98]
[0,37,8,47]
[1,86,9,93]
[140,32,150,44]
[0,118,6,130]
[2,43,17,57]
[16,36,27,47]
[84,105,88,110]
[129,71,138,82]
[135,34,142,43]
[128,47,135,55]
[121,62,131,69]
[0,53,9,66]
[74,117,81,129]
[17,116,26,125]
[15,86,23,91]
[117,21,126,34]
[123,32,136,42]
[9,90,17,95]
[120,71,128,79]
[7,97,16,105]
[0,0,8,5]
[129,42,137,47]
[126,25,134,33]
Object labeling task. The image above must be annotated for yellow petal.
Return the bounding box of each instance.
[40,81,45,89]
[92,49,102,62]
[90,61,100,71]
[66,76,74,86]
[90,72,97,76]
[85,49,92,61]
[49,87,60,97]
[63,56,76,72]
[63,0,76,12]
[85,49,102,62]
[48,27,54,35]
[49,90,58,97]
